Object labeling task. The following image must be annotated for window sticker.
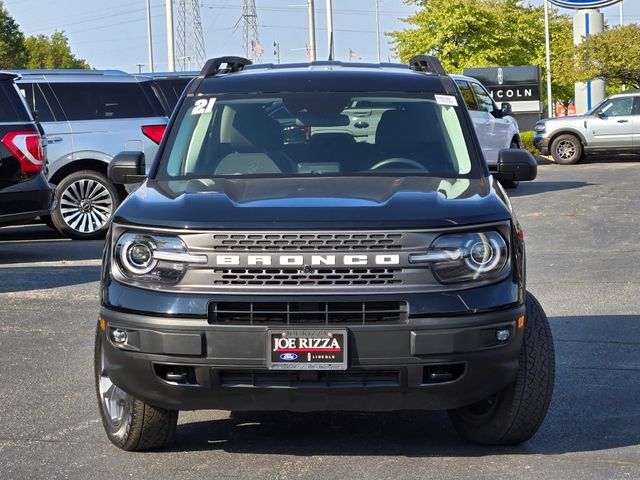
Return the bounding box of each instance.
[191,98,216,115]
[435,95,458,107]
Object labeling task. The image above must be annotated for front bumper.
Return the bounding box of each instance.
[100,303,525,412]
[533,134,550,156]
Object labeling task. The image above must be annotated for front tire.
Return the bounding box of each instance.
[448,292,555,445]
[51,170,121,240]
[94,325,178,451]
[551,134,583,165]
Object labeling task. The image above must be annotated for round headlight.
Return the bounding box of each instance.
[464,236,503,273]
[119,237,157,275]
[469,241,494,266]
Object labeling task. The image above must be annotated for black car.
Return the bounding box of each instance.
[0,72,53,227]
[96,56,554,451]
[136,71,196,114]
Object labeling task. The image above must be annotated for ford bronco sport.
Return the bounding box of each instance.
[95,56,555,451]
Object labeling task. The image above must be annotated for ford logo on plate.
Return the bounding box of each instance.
[280,353,298,361]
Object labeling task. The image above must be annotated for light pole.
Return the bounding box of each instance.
[166,0,175,71]
[544,0,553,118]
[375,0,381,63]
[326,0,334,60]
[146,0,154,72]
[307,0,316,61]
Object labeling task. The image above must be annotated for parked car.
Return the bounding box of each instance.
[135,71,196,114]
[0,71,54,227]
[451,74,521,188]
[95,56,553,451]
[15,70,168,239]
[534,91,640,165]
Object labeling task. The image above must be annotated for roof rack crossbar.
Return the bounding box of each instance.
[200,56,252,78]
[408,55,446,76]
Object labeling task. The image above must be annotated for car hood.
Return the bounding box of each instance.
[542,114,591,126]
[114,176,512,230]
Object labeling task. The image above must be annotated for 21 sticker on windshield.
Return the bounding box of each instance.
[192,98,216,115]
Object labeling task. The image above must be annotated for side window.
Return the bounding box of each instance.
[470,82,495,114]
[31,84,57,122]
[600,97,633,117]
[49,82,164,121]
[455,80,479,111]
[49,83,97,120]
[0,81,31,122]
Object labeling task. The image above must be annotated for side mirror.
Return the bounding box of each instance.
[108,151,146,184]
[595,110,606,118]
[500,102,513,116]
[495,149,537,182]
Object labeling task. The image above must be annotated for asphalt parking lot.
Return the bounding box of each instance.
[1,159,639,480]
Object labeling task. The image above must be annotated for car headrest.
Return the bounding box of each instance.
[229,107,283,153]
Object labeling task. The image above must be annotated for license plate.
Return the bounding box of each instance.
[267,329,348,370]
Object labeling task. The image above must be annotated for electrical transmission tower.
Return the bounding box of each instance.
[175,0,206,71]
[239,0,261,62]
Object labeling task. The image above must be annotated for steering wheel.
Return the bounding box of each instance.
[369,158,427,171]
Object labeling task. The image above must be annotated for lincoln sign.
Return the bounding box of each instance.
[463,65,542,115]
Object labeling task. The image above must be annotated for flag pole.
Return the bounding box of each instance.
[544,0,553,118]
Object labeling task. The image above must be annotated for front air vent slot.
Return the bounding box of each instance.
[208,301,408,325]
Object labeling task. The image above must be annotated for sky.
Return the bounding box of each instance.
[2,0,639,73]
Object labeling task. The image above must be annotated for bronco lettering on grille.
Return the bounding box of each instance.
[214,254,401,267]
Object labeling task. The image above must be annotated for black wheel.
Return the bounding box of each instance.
[448,292,555,445]
[94,325,178,451]
[51,170,121,240]
[551,134,583,165]
[500,140,521,189]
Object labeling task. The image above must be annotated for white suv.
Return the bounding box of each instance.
[451,74,521,188]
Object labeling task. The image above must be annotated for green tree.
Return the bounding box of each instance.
[25,31,89,69]
[572,24,640,89]
[388,0,575,102]
[0,0,28,68]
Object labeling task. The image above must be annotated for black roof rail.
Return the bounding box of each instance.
[408,55,446,76]
[200,56,252,78]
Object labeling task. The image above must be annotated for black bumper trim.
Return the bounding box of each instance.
[100,304,525,411]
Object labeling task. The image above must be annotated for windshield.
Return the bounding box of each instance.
[157,93,477,181]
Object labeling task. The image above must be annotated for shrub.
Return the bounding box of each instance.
[520,131,539,155]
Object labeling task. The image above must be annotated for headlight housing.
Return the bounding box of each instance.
[411,231,509,284]
[114,232,206,285]
[534,122,546,133]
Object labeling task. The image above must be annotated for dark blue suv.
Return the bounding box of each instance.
[95,56,554,450]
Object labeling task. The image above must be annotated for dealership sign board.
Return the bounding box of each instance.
[463,66,541,113]
[548,0,621,9]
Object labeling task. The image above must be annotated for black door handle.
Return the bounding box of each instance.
[617,119,629,123]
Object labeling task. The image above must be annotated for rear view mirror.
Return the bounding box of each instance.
[595,110,606,118]
[500,103,513,116]
[496,149,537,182]
[108,151,146,184]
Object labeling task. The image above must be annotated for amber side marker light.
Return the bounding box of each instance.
[517,315,525,329]
[99,318,107,331]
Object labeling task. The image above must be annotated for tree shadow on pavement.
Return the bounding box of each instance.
[164,314,640,457]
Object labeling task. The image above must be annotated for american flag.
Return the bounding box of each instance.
[251,39,265,55]
[349,48,363,61]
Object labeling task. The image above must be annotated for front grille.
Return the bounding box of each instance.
[213,268,402,286]
[208,301,408,325]
[212,232,404,251]
[217,369,402,388]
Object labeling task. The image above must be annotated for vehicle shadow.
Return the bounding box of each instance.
[0,265,100,293]
[508,180,591,197]
[164,314,640,457]
[0,224,103,266]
